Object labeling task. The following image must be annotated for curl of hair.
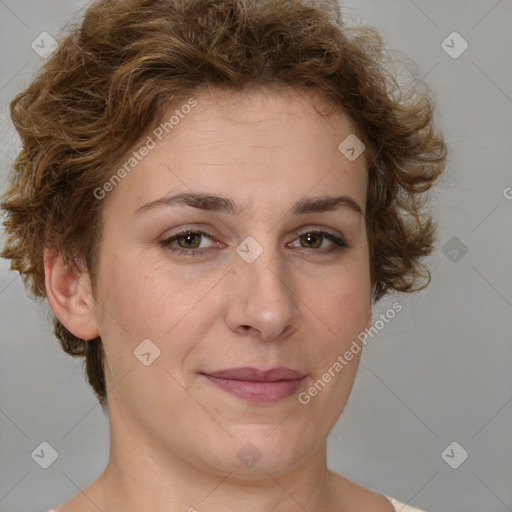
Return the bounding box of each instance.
[1,0,447,406]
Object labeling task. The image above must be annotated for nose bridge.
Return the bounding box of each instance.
[228,232,300,340]
[238,234,292,300]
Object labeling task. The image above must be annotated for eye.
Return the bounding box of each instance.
[288,229,347,253]
[160,227,347,257]
[160,228,217,257]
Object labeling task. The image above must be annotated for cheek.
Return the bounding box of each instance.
[315,258,371,338]
[95,252,216,373]
[97,251,185,335]
[303,265,370,393]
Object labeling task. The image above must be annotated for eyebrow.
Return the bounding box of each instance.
[133,192,365,218]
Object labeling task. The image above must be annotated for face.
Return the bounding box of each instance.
[91,87,371,476]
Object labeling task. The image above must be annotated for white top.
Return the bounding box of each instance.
[385,495,426,511]
[47,497,425,512]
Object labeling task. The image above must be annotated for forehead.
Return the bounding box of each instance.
[166,86,360,141]
[101,86,368,217]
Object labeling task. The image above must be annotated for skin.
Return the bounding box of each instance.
[44,86,395,512]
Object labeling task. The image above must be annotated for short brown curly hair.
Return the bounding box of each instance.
[1,0,447,407]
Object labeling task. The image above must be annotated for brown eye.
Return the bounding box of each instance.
[174,232,202,249]
[160,228,347,258]
[290,230,347,253]
[160,229,216,256]
[299,232,322,248]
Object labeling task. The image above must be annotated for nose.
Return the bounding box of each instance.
[224,238,301,342]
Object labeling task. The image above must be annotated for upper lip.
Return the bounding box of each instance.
[202,367,305,382]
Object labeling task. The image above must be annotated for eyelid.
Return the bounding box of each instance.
[159,225,348,259]
[290,225,345,240]
[161,225,345,245]
[161,227,219,247]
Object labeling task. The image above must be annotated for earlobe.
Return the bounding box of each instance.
[43,248,100,340]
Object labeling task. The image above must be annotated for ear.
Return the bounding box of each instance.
[43,248,100,340]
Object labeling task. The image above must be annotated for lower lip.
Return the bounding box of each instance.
[203,375,305,403]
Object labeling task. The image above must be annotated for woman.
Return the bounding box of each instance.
[1,0,447,510]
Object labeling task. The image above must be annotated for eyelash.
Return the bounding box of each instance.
[159,227,347,257]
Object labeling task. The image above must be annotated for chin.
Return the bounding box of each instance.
[204,425,313,476]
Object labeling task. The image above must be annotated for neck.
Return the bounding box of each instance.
[89,408,341,512]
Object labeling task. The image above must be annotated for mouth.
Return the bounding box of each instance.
[200,367,306,404]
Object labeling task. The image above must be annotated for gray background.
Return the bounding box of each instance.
[1,1,511,511]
